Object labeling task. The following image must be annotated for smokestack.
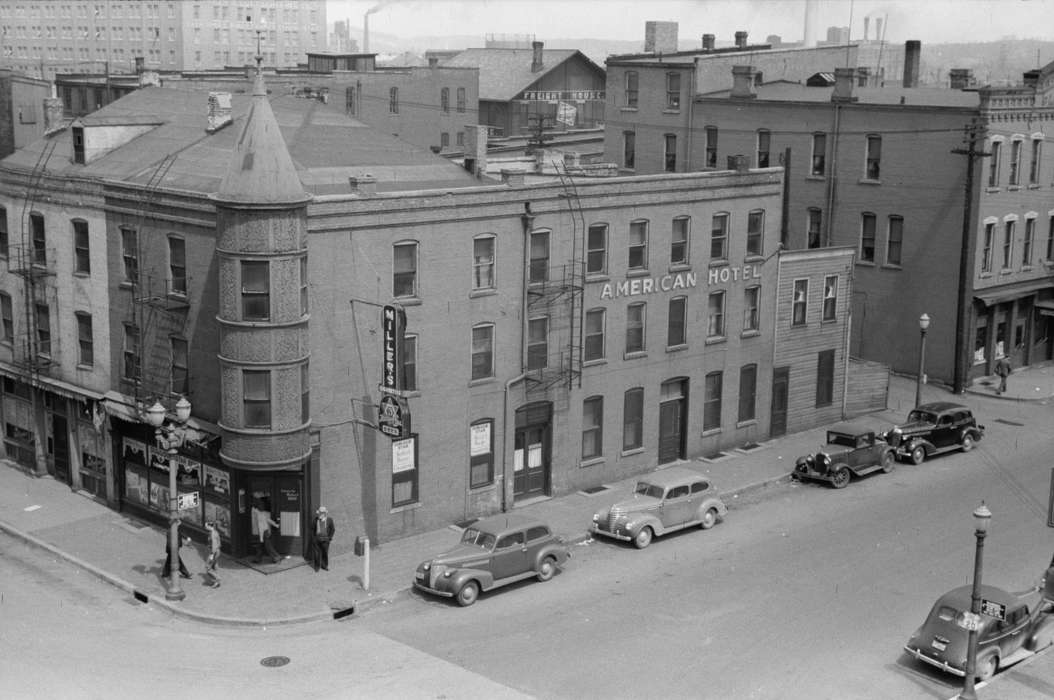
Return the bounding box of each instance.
[734,31,748,49]
[803,0,818,47]
[531,41,543,72]
[863,17,870,41]
[702,33,715,50]
[903,40,921,88]
[831,67,857,103]
[363,12,369,53]
[875,17,883,41]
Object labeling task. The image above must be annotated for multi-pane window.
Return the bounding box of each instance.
[471,324,494,380]
[703,372,722,431]
[886,216,903,265]
[792,279,809,326]
[456,87,466,113]
[301,363,310,423]
[389,86,398,113]
[241,260,270,320]
[76,312,93,366]
[123,324,140,381]
[707,291,725,338]
[811,133,826,176]
[865,134,881,179]
[756,129,771,167]
[527,316,548,369]
[393,242,417,297]
[667,296,687,347]
[738,364,757,423]
[988,140,1002,186]
[705,126,718,168]
[1009,139,1022,186]
[1023,217,1036,266]
[32,304,49,356]
[822,275,838,321]
[664,133,677,172]
[581,396,603,460]
[747,210,764,256]
[982,222,995,272]
[816,349,835,407]
[1030,138,1042,185]
[624,71,638,107]
[0,293,12,342]
[671,217,689,265]
[807,208,823,249]
[440,87,449,113]
[73,219,90,274]
[243,370,271,428]
[623,130,635,169]
[30,212,46,266]
[1047,215,1054,261]
[584,308,605,361]
[472,235,495,289]
[1003,220,1015,269]
[529,231,549,283]
[622,387,643,451]
[121,226,138,283]
[586,223,607,274]
[743,286,760,332]
[300,257,308,316]
[665,72,680,109]
[0,206,7,257]
[710,213,729,260]
[626,302,646,353]
[469,419,494,488]
[402,335,417,391]
[440,132,449,149]
[171,337,188,395]
[168,236,186,295]
[628,220,648,270]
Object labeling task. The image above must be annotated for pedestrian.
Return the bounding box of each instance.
[995,355,1012,394]
[312,506,335,572]
[163,526,192,580]
[204,521,222,588]
[251,498,282,564]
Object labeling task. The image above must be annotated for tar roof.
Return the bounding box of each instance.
[636,466,710,488]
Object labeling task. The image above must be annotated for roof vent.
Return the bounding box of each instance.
[206,92,233,133]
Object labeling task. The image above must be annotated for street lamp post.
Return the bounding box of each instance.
[960,501,992,700]
[145,396,193,602]
[916,313,930,407]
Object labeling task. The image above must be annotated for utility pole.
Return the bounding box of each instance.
[525,114,553,155]
[951,120,989,394]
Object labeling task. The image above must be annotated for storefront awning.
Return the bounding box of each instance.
[1036,300,1054,316]
[0,362,105,402]
[974,279,1054,306]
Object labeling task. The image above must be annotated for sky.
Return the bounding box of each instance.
[325,0,1053,46]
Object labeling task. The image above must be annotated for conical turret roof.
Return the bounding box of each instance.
[215,70,309,205]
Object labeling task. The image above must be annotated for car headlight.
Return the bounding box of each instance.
[423,563,431,571]
[592,513,600,523]
[443,570,453,578]
[818,453,831,467]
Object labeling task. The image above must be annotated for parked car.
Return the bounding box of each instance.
[793,421,895,488]
[590,466,727,549]
[412,513,572,607]
[884,402,985,465]
[904,583,1054,681]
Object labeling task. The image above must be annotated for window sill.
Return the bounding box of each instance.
[985,187,1000,193]
[857,178,881,185]
[1021,265,1033,272]
[469,288,497,299]
[744,254,765,264]
[623,351,647,360]
[735,419,758,429]
[708,259,729,269]
[619,106,639,112]
[662,108,681,115]
[390,501,422,514]
[880,263,903,271]
[620,447,645,458]
[741,329,760,339]
[583,358,607,368]
[468,377,496,387]
[821,318,838,324]
[705,336,726,345]
[668,263,691,273]
[1028,184,1041,190]
[855,260,876,267]
[700,428,721,438]
[666,343,688,353]
[626,269,650,277]
[979,272,993,279]
[999,269,1014,275]
[73,271,91,279]
[585,273,610,284]
[395,297,422,307]
[76,363,94,371]
[1008,185,1021,191]
[790,323,807,330]
[579,457,605,469]
[805,175,826,182]
[468,482,497,493]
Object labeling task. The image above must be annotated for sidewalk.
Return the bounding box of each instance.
[2,367,1052,631]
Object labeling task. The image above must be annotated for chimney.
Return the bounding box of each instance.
[874,17,883,40]
[734,31,748,49]
[831,66,857,102]
[43,96,64,134]
[501,169,526,187]
[903,40,921,88]
[731,65,757,99]
[863,17,870,41]
[702,33,716,50]
[363,12,369,54]
[531,41,544,73]
[349,174,377,195]
[206,91,233,132]
[428,56,438,68]
[766,34,782,48]
[803,0,818,47]
[645,21,679,54]
[463,124,488,177]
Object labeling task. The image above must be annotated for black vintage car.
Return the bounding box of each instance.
[884,402,985,465]
[794,422,895,488]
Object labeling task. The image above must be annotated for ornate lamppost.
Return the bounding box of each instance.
[144,396,192,602]
[959,501,992,700]
[916,313,930,407]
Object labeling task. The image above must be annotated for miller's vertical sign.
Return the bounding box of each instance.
[381,304,406,393]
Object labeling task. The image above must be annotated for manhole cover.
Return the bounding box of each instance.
[260,656,290,668]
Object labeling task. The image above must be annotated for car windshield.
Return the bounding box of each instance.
[459,528,496,549]
[634,482,665,498]
[907,410,937,423]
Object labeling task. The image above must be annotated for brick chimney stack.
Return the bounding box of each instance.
[531,41,544,72]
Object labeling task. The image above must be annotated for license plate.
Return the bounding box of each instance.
[415,571,424,580]
[931,639,947,651]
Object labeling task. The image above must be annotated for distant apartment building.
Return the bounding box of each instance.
[0,69,52,157]
[0,1,326,79]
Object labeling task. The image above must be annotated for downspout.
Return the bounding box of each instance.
[501,202,535,512]
[824,103,842,246]
[685,60,697,170]
[841,255,855,419]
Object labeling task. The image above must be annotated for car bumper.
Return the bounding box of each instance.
[412,579,454,598]
[589,523,632,542]
[794,466,833,483]
[903,644,965,677]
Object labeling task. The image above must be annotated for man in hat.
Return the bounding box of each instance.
[312,506,336,572]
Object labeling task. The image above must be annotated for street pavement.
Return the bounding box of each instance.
[2,363,1054,697]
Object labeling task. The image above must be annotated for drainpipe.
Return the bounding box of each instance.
[823,103,842,246]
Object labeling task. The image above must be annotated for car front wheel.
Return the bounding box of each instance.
[456,580,480,607]
[961,434,975,452]
[881,451,895,474]
[831,467,851,489]
[633,527,653,549]
[976,653,999,681]
[536,556,556,582]
[910,445,926,465]
[700,508,718,530]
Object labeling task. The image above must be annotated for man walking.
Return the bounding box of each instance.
[312,506,335,572]
[251,497,282,564]
[995,355,1012,395]
[163,526,192,580]
[204,521,222,588]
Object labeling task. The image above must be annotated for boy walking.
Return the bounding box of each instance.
[205,521,222,588]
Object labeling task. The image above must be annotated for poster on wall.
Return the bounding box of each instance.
[123,438,147,467]
[470,423,491,456]
[204,465,229,498]
[392,437,416,473]
[125,468,148,505]
[150,482,168,510]
[204,500,231,538]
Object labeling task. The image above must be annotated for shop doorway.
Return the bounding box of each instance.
[242,474,304,559]
[770,367,789,437]
[658,378,688,464]
[514,402,551,499]
[46,395,70,485]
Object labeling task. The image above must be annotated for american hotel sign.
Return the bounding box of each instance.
[598,264,761,300]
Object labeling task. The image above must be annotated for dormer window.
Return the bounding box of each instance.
[72,126,85,164]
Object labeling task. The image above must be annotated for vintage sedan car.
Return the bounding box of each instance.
[884,401,985,465]
[793,421,895,488]
[590,466,727,549]
[904,583,1054,681]
[412,513,572,607]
